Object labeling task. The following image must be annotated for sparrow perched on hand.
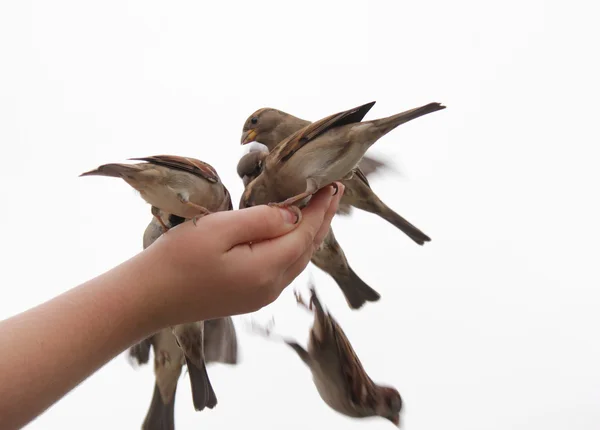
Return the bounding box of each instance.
[253,286,402,426]
[236,151,379,309]
[131,213,239,429]
[240,103,444,244]
[80,155,232,231]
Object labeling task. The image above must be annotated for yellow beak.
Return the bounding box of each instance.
[241,129,257,145]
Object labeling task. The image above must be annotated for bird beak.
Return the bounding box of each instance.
[241,129,257,145]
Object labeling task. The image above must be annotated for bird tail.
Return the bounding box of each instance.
[79,163,140,178]
[379,204,431,245]
[332,267,381,309]
[186,357,218,411]
[370,102,446,137]
[142,383,176,430]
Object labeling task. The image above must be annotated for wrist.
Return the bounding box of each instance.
[130,237,211,328]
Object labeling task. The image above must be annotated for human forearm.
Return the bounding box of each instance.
[0,249,170,429]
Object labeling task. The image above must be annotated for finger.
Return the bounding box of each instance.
[201,204,300,250]
[313,182,344,248]
[235,185,336,268]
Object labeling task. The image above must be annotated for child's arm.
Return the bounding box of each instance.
[0,184,342,430]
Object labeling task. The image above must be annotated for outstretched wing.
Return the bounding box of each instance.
[271,101,376,164]
[331,317,379,409]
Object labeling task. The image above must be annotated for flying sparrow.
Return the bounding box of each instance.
[252,286,402,426]
[80,155,232,230]
[239,102,444,244]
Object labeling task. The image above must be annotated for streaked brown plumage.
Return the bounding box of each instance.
[131,213,239,430]
[80,155,232,229]
[240,103,444,244]
[236,151,379,309]
[253,286,402,426]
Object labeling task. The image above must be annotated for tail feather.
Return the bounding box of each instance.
[332,267,381,310]
[142,383,175,430]
[371,102,446,137]
[379,206,431,245]
[186,357,218,411]
[79,163,140,178]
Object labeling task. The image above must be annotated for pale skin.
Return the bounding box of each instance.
[0,184,344,430]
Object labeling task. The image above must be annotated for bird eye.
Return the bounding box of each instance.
[250,117,258,125]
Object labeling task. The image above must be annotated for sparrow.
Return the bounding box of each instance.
[130,328,183,430]
[130,317,238,430]
[240,103,444,245]
[131,213,239,429]
[252,286,402,426]
[237,151,380,309]
[80,155,232,230]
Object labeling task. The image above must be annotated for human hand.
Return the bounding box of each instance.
[141,183,344,326]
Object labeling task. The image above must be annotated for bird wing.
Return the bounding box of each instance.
[270,101,376,165]
[129,155,220,183]
[331,317,379,409]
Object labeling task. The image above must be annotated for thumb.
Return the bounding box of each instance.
[209,205,299,249]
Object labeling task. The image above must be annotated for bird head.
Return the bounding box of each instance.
[377,386,402,426]
[241,108,290,148]
[236,150,268,187]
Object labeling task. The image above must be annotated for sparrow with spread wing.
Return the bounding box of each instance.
[242,102,444,245]
[252,285,402,426]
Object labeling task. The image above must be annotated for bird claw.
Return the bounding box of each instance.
[191,210,211,226]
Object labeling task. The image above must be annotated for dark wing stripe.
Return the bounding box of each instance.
[129,155,220,183]
[331,317,379,408]
[273,101,376,164]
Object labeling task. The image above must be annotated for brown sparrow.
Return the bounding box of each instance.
[252,286,402,426]
[80,155,232,230]
[240,102,444,244]
[236,151,380,309]
[131,213,239,429]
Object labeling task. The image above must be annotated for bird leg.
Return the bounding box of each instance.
[151,206,170,232]
[269,178,320,208]
[176,193,212,226]
[154,215,170,232]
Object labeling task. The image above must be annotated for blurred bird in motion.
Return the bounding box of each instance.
[251,284,402,426]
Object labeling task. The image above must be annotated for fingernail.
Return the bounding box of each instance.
[334,182,345,197]
[278,207,296,225]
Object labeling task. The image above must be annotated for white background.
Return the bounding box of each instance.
[1,1,599,429]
